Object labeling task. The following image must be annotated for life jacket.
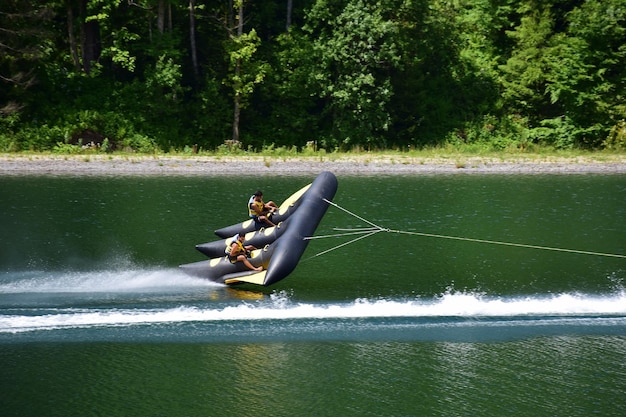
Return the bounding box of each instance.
[248,195,264,217]
[225,234,245,255]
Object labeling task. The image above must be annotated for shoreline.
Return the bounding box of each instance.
[1,154,625,176]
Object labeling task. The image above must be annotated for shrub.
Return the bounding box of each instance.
[121,133,160,153]
[604,120,626,150]
[52,142,83,154]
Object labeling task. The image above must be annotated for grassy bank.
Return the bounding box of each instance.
[2,144,625,166]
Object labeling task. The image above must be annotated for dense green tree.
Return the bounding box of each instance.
[500,6,555,118]
[499,0,626,148]
[0,1,54,115]
[389,0,503,147]
[545,0,626,147]
[280,0,402,149]
[226,1,270,144]
[0,0,624,152]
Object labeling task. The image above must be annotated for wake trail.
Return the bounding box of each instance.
[2,291,625,334]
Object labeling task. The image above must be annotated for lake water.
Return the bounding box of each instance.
[1,173,625,416]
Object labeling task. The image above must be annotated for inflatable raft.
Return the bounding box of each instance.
[179,171,338,286]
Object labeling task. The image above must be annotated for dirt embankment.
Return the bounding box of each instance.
[0,154,624,176]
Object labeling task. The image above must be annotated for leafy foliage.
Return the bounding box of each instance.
[0,0,624,153]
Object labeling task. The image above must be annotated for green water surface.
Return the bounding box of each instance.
[1,173,624,417]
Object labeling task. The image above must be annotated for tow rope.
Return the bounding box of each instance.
[303,198,626,260]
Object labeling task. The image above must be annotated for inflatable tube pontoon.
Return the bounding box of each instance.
[179,172,338,286]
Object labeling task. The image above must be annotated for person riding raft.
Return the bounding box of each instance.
[248,190,278,228]
[226,234,262,272]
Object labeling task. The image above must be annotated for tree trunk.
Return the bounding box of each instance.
[157,0,165,34]
[231,2,244,143]
[79,0,100,74]
[228,0,234,29]
[168,2,172,31]
[66,0,80,71]
[232,94,241,142]
[286,0,292,31]
[189,0,199,82]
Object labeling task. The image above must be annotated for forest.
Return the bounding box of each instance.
[1,0,625,154]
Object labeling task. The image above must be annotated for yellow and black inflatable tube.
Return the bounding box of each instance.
[179,172,338,286]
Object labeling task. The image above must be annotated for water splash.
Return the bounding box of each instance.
[0,268,216,293]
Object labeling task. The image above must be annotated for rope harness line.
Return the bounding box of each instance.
[303,198,626,260]
[385,229,626,258]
